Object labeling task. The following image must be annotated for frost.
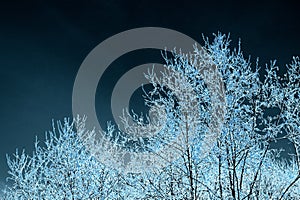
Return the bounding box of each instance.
[2,33,300,199]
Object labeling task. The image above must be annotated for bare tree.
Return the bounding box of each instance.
[3,33,300,199]
[119,33,300,199]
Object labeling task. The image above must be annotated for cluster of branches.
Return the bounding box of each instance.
[2,33,300,199]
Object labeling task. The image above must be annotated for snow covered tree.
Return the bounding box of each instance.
[120,34,300,199]
[3,33,300,199]
[2,118,131,199]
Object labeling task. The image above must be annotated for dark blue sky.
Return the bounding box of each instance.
[1,0,300,182]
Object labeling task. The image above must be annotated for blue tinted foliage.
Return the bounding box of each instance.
[2,34,300,199]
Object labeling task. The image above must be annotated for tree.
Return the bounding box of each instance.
[3,33,300,199]
[2,118,129,199]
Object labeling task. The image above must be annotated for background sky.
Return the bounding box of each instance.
[0,0,300,184]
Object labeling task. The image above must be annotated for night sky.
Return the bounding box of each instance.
[1,0,300,184]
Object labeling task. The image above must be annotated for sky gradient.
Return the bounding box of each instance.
[1,0,300,183]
